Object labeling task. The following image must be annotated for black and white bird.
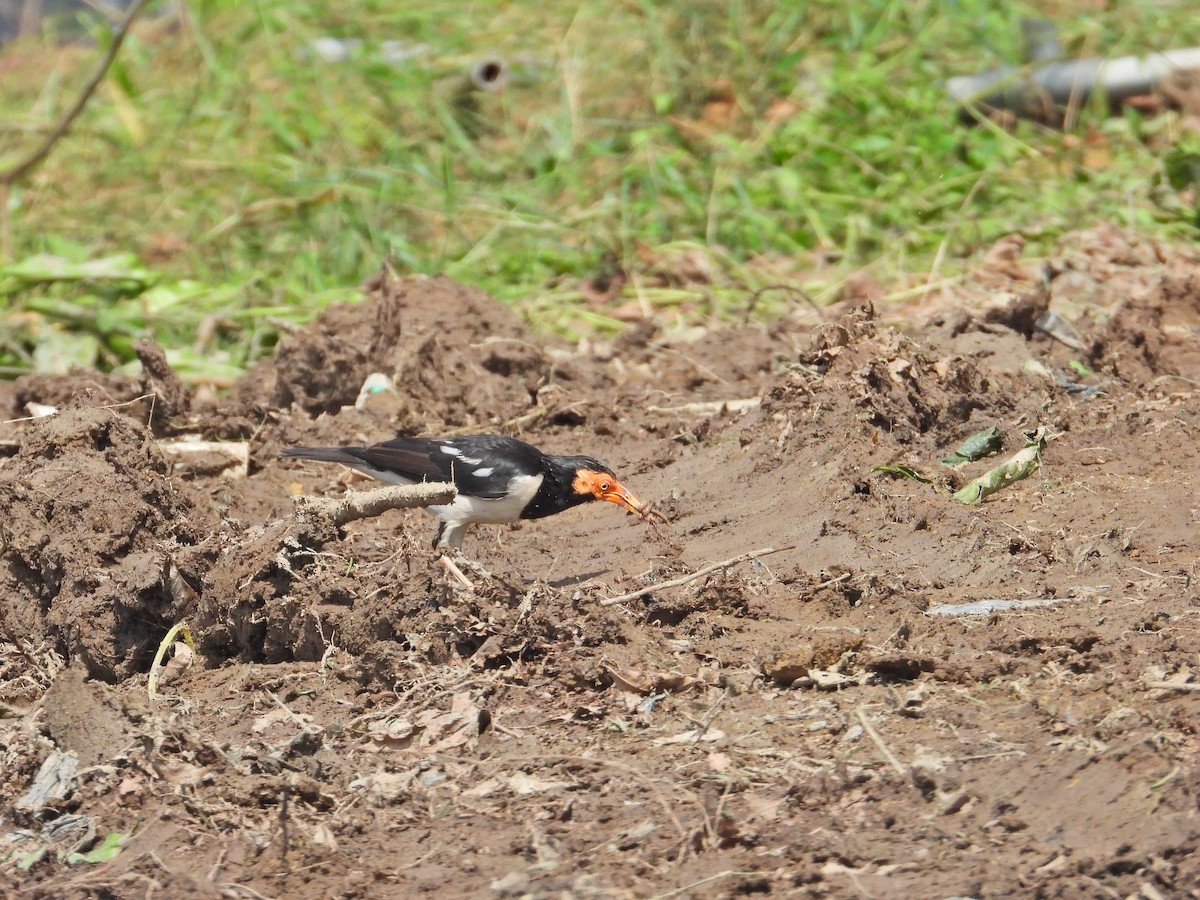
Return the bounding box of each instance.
[283,434,649,550]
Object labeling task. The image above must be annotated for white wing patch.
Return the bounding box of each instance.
[438,445,461,456]
[473,466,495,478]
[459,456,482,465]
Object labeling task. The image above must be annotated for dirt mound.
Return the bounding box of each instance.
[0,408,207,681]
[1090,272,1200,385]
[0,340,191,434]
[241,272,547,429]
[771,306,1003,443]
[0,371,142,420]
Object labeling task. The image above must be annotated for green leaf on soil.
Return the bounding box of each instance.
[1067,359,1094,378]
[952,427,1048,505]
[66,832,127,865]
[939,425,1002,466]
[873,464,934,484]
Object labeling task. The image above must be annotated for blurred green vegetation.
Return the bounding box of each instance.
[1,0,1198,382]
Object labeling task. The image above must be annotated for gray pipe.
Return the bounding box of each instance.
[947,46,1200,113]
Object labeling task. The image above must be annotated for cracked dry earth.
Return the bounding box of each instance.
[1,226,1199,899]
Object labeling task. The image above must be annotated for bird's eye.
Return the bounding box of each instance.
[599,481,611,492]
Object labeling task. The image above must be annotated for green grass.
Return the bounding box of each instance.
[1,0,1199,381]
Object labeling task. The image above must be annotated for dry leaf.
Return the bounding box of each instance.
[117,777,143,797]
[312,823,338,851]
[507,773,575,795]
[350,769,415,802]
[608,667,652,694]
[707,751,734,773]
[886,358,912,384]
[156,641,193,688]
[608,666,699,695]
[653,727,725,745]
[463,777,503,799]
[161,763,208,788]
[251,707,303,735]
[743,793,783,821]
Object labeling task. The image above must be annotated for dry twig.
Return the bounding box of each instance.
[856,706,908,778]
[438,555,475,590]
[813,571,853,590]
[1145,681,1200,693]
[647,398,761,416]
[600,546,793,606]
[295,482,455,526]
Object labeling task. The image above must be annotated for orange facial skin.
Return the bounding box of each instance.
[572,469,646,516]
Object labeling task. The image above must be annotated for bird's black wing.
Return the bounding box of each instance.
[349,437,445,483]
[356,434,544,500]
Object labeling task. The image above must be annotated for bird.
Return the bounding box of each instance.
[282,433,650,550]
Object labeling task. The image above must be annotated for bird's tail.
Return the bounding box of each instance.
[281,446,366,466]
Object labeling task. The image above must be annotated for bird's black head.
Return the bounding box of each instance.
[557,455,613,479]
[550,455,644,515]
[519,453,647,522]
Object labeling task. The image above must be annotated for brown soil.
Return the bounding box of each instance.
[2,231,1199,899]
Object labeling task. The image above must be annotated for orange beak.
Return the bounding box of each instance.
[596,479,644,516]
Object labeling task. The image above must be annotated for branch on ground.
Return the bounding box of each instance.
[600,546,793,606]
[295,482,456,526]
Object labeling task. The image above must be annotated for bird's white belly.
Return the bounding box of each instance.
[431,473,543,525]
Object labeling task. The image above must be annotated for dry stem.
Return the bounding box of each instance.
[439,554,475,590]
[600,546,793,606]
[1145,681,1200,693]
[855,706,908,778]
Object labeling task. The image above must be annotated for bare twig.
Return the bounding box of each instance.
[442,401,589,437]
[1145,681,1200,693]
[295,482,455,526]
[647,398,761,416]
[0,0,151,186]
[600,546,793,606]
[742,281,823,323]
[438,554,475,590]
[0,392,157,426]
[813,572,853,590]
[855,706,907,778]
[278,785,290,861]
[687,688,729,748]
